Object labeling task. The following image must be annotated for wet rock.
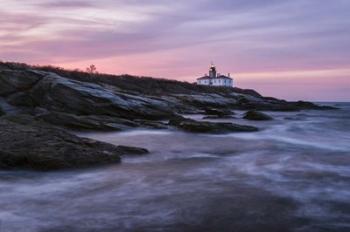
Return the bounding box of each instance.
[243,110,273,121]
[293,101,338,110]
[202,115,236,119]
[116,146,149,156]
[0,117,123,171]
[133,119,169,129]
[0,105,4,116]
[202,108,235,119]
[169,116,258,133]
[37,111,138,131]
[204,108,233,117]
[35,110,169,131]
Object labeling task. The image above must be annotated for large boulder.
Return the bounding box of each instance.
[0,66,175,120]
[243,110,273,121]
[0,116,133,171]
[169,116,258,133]
[25,72,175,120]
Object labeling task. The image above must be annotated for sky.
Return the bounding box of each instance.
[1,0,350,101]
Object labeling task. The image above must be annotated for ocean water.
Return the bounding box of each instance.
[0,103,349,232]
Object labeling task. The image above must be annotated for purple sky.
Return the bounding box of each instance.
[1,0,350,101]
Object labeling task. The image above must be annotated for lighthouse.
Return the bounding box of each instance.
[196,63,234,87]
[209,63,217,78]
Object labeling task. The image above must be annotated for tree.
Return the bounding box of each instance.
[86,64,97,74]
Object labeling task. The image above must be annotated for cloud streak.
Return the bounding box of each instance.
[38,1,95,8]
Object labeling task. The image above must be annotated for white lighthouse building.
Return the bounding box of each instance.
[196,64,233,87]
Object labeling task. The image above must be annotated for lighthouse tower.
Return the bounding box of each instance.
[209,63,217,78]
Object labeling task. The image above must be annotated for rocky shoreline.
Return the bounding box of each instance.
[0,62,336,170]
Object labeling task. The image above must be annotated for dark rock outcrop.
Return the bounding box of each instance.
[0,69,42,96]
[116,146,149,156]
[203,108,234,119]
[0,61,338,171]
[0,116,126,171]
[0,106,4,116]
[293,101,337,110]
[202,115,236,119]
[36,110,138,131]
[0,62,335,132]
[28,73,175,120]
[202,108,235,119]
[243,110,273,121]
[0,68,175,123]
[204,108,233,117]
[169,116,258,133]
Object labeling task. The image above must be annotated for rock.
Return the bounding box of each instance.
[0,105,4,116]
[243,110,273,121]
[133,119,169,129]
[204,108,233,116]
[0,97,21,115]
[0,117,124,171]
[294,101,319,109]
[6,92,37,107]
[0,70,41,96]
[169,116,258,133]
[0,67,175,120]
[36,111,138,131]
[2,114,36,124]
[292,101,338,110]
[202,108,235,119]
[175,93,237,109]
[232,87,262,98]
[203,115,236,119]
[116,146,149,156]
[25,72,175,120]
[35,110,169,131]
[0,62,335,134]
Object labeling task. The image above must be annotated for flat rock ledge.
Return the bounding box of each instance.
[169,116,258,134]
[0,117,146,171]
